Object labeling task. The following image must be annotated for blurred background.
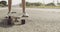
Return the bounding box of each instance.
[0,0,60,8]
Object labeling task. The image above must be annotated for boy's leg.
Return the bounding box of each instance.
[8,0,12,14]
[22,0,25,13]
[22,0,29,17]
[7,0,12,25]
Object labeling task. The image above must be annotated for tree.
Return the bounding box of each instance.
[20,2,43,6]
[0,1,7,7]
[32,3,42,6]
[1,1,7,6]
[46,3,55,6]
[57,3,60,6]
[26,2,31,6]
[26,2,43,6]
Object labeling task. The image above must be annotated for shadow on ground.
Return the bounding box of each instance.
[0,18,24,28]
[0,18,14,28]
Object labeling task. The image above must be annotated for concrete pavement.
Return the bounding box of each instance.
[0,7,60,32]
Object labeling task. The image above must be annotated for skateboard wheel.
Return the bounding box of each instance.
[21,19,25,25]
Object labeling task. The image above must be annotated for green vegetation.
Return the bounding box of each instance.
[20,2,60,8]
[26,5,60,8]
[26,2,43,6]
[57,3,60,6]
[46,3,56,6]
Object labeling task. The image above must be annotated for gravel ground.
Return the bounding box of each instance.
[0,7,60,32]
